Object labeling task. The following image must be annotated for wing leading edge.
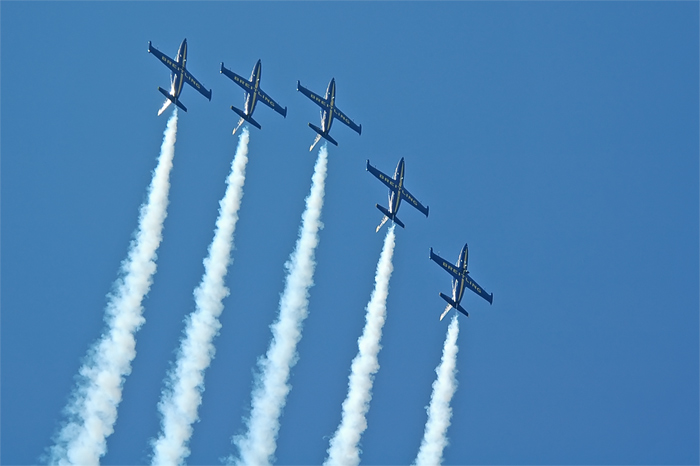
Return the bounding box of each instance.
[464,274,493,305]
[400,187,429,217]
[430,248,461,279]
[333,106,361,135]
[148,42,179,74]
[366,161,398,191]
[257,87,287,117]
[183,69,211,100]
[220,64,255,92]
[297,81,329,109]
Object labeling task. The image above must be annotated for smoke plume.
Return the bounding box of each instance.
[49,110,179,465]
[151,128,250,466]
[232,145,328,466]
[325,225,396,466]
[414,313,460,466]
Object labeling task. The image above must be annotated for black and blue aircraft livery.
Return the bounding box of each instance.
[148,38,212,115]
[220,60,287,135]
[367,158,429,232]
[297,78,362,151]
[430,243,493,320]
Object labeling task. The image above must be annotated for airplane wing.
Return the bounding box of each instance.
[220,64,255,92]
[257,88,287,117]
[465,274,493,304]
[183,69,212,100]
[366,161,398,191]
[148,42,179,74]
[333,107,362,135]
[400,187,429,217]
[297,81,329,109]
[430,248,461,279]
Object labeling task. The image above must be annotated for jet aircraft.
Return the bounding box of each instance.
[366,158,429,232]
[297,78,361,151]
[148,38,212,115]
[429,243,493,320]
[220,60,287,135]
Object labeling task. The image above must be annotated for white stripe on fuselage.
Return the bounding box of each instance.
[249,66,260,114]
[325,84,334,132]
[174,41,187,99]
[391,161,404,214]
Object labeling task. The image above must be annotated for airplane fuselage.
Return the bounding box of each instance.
[245,60,262,115]
[167,39,188,100]
[388,157,406,215]
[321,78,336,133]
[453,243,469,306]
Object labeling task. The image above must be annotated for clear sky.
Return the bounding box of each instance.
[2,2,698,465]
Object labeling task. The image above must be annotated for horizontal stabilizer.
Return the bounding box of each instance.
[231,106,261,129]
[308,123,338,146]
[375,204,405,229]
[439,292,469,318]
[376,203,392,218]
[158,87,187,112]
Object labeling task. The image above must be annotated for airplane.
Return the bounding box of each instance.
[366,157,429,232]
[147,38,212,115]
[220,60,288,135]
[429,243,493,321]
[297,78,361,151]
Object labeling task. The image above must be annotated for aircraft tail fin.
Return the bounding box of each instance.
[439,305,452,321]
[232,118,245,136]
[157,99,172,116]
[309,134,322,152]
[375,216,389,233]
[308,123,338,146]
[230,105,261,130]
[439,292,469,318]
[158,87,187,113]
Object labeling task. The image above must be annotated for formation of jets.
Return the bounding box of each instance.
[365,158,492,319]
[147,38,493,321]
[148,38,360,149]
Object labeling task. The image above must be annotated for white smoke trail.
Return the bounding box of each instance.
[150,128,250,466]
[49,110,179,466]
[414,314,460,466]
[232,145,328,466]
[325,225,396,466]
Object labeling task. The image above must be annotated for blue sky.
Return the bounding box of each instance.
[2,2,698,465]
